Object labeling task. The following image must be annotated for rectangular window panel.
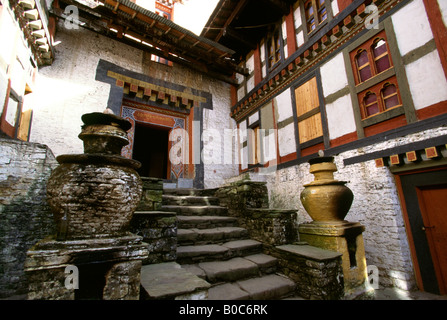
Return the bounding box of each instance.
[295,76,323,144]
[295,76,319,117]
[298,113,323,143]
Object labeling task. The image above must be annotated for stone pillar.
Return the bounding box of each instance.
[298,222,368,297]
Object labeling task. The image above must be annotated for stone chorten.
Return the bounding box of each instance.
[24,111,148,300]
[298,156,369,298]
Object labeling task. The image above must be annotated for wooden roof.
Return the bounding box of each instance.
[201,0,295,60]
[52,0,246,84]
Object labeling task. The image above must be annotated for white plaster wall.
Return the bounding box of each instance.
[319,52,356,140]
[282,19,288,59]
[237,85,246,101]
[248,111,259,125]
[293,5,305,48]
[246,76,255,93]
[28,23,143,156]
[320,52,348,97]
[392,0,434,56]
[325,94,357,140]
[405,50,447,110]
[293,5,302,30]
[246,53,255,74]
[277,123,296,157]
[331,0,339,16]
[438,0,447,27]
[266,125,447,290]
[274,88,293,122]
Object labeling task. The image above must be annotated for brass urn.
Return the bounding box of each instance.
[300,156,353,223]
[46,111,142,240]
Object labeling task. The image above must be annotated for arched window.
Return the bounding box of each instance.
[381,83,400,110]
[363,92,379,117]
[372,38,391,74]
[356,50,372,82]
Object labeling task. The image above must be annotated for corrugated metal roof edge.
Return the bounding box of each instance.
[103,0,235,56]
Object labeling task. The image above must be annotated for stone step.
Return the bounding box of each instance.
[140,262,211,300]
[207,274,296,300]
[182,254,278,284]
[162,205,228,216]
[162,195,220,206]
[178,227,248,245]
[164,188,211,197]
[177,215,238,229]
[176,239,263,264]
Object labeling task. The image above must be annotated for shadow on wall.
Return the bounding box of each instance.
[0,138,58,298]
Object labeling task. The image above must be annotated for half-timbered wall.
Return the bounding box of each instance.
[230,0,447,290]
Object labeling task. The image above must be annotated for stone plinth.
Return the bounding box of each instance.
[273,244,343,300]
[298,222,368,297]
[24,234,148,300]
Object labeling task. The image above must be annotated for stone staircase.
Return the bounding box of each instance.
[146,188,296,300]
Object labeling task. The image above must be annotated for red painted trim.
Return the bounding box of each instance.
[330,131,358,148]
[301,142,325,157]
[416,100,447,120]
[423,0,447,79]
[285,6,297,57]
[253,45,262,85]
[279,152,297,163]
[337,0,353,13]
[230,82,238,106]
[363,114,407,137]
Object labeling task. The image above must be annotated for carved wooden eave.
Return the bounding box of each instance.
[51,0,245,85]
[11,0,54,66]
[230,0,404,122]
[107,70,206,111]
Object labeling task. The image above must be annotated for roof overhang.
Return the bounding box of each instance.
[201,0,295,60]
[51,0,246,84]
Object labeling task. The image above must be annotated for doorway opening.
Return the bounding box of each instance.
[132,122,170,179]
[396,167,447,295]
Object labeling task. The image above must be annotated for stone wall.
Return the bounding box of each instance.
[130,211,177,264]
[0,138,57,298]
[214,178,298,247]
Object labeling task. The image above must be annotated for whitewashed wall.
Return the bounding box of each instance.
[28,21,236,188]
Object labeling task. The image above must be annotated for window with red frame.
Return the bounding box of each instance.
[350,31,402,119]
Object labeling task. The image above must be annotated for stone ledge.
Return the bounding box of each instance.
[298,222,365,237]
[24,234,148,270]
[276,244,342,261]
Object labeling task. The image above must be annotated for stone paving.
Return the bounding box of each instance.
[373,287,447,300]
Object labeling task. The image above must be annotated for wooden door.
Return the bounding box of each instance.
[397,168,447,295]
[417,185,447,294]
